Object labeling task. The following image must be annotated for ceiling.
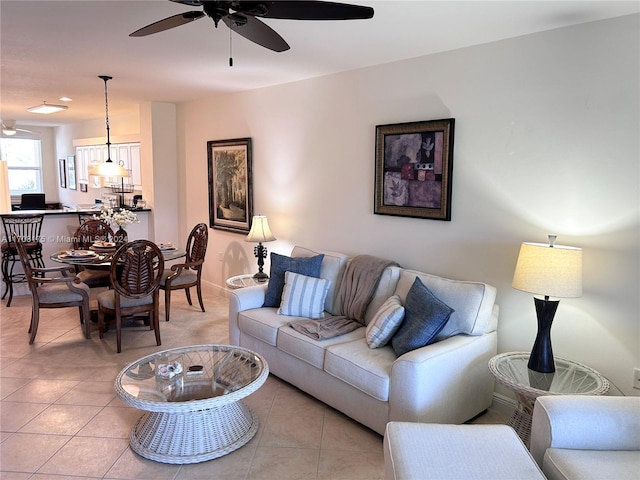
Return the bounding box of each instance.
[2,1,638,129]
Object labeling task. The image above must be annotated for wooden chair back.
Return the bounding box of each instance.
[186,222,209,269]
[110,240,164,299]
[73,219,114,249]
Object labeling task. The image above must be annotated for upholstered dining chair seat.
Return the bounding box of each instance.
[76,269,111,288]
[37,282,91,303]
[160,270,197,287]
[97,290,154,309]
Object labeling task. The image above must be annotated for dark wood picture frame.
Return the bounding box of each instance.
[375,118,455,221]
[67,155,77,190]
[59,158,66,188]
[80,183,88,193]
[207,137,253,234]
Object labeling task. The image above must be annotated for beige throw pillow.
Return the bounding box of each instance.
[366,295,405,348]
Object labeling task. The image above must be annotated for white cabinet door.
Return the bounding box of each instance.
[76,147,89,183]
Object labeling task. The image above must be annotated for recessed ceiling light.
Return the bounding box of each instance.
[27,102,68,114]
[59,97,73,102]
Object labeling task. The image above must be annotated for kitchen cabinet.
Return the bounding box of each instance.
[75,142,141,189]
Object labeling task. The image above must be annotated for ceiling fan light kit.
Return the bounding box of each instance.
[131,0,374,54]
[1,120,37,137]
[26,102,68,114]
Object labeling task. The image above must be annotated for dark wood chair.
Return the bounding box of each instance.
[159,223,208,322]
[72,219,115,288]
[13,234,91,343]
[97,240,164,353]
[1,213,45,306]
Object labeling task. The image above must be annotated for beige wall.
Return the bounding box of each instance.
[177,15,639,395]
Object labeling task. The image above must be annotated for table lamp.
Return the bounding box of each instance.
[245,215,276,281]
[512,235,582,373]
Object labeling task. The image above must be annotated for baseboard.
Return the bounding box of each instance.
[491,392,516,418]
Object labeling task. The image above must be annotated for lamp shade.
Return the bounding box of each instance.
[88,161,129,177]
[246,216,276,243]
[512,242,582,298]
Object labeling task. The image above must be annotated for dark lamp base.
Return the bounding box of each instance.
[527,297,560,374]
[253,271,269,282]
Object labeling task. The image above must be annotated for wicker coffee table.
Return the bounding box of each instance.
[115,344,268,464]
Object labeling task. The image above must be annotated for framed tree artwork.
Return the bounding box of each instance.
[374,118,455,221]
[207,137,253,234]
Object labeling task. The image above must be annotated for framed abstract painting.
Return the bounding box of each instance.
[374,118,455,221]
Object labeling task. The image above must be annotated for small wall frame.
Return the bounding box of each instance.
[374,118,455,221]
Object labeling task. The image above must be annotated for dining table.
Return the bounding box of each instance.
[50,244,186,268]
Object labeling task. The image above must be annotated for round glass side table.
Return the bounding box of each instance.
[488,352,609,447]
[226,274,268,289]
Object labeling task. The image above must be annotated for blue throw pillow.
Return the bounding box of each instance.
[391,277,454,357]
[262,253,324,307]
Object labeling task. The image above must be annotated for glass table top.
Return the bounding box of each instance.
[116,344,267,405]
[489,352,609,395]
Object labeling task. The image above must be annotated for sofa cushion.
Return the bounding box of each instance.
[394,269,497,340]
[263,252,324,307]
[292,246,349,315]
[391,277,454,357]
[543,449,640,480]
[277,324,365,369]
[366,295,405,348]
[277,271,330,319]
[238,308,289,346]
[363,266,402,326]
[324,338,396,401]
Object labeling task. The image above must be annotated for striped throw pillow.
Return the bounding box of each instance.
[366,295,405,348]
[277,271,331,319]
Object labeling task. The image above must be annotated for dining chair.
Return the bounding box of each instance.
[72,219,114,288]
[12,233,91,344]
[97,240,164,353]
[159,222,208,322]
[1,213,45,306]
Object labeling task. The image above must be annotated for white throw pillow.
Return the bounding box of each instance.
[278,271,330,319]
[366,295,405,348]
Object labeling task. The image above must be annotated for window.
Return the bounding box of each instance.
[0,138,43,194]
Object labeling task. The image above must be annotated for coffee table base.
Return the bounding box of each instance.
[130,401,258,464]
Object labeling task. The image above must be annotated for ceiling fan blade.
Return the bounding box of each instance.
[130,11,205,37]
[247,1,374,20]
[223,14,290,52]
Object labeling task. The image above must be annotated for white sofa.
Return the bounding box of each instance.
[228,246,499,435]
[530,395,640,480]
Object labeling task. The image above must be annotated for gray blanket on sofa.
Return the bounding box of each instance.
[289,254,398,340]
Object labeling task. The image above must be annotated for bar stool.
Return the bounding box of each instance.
[1,214,45,306]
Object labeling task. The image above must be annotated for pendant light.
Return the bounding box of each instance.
[88,76,129,178]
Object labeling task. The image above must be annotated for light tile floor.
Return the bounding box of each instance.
[1,289,505,479]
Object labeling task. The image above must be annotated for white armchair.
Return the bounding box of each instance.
[530,395,640,480]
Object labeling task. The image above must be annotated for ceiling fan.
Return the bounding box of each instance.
[1,120,38,138]
[130,1,374,53]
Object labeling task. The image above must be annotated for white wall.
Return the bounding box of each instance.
[178,15,639,396]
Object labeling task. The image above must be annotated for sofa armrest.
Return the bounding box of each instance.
[530,395,640,467]
[228,285,268,345]
[389,331,497,425]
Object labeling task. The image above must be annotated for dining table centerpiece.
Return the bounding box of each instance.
[98,207,139,245]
